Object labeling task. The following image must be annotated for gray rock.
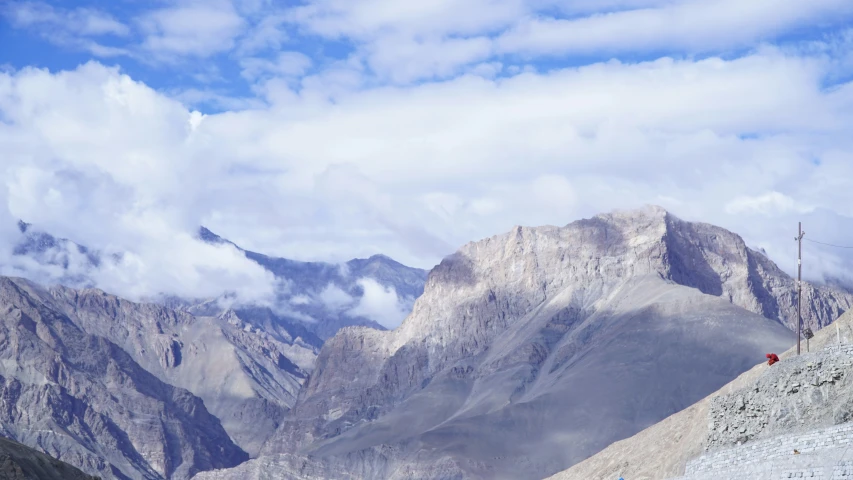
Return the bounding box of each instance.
[0,434,100,480]
[705,344,853,451]
[44,287,317,456]
[0,277,249,479]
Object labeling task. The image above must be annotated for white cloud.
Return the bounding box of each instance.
[290,294,311,305]
[3,1,131,57]
[240,52,313,82]
[277,0,853,82]
[287,0,528,39]
[2,43,853,300]
[281,0,522,83]
[496,0,853,56]
[348,278,410,328]
[236,14,289,54]
[0,63,279,303]
[138,0,246,59]
[365,35,493,83]
[5,1,130,37]
[317,284,354,309]
[725,192,813,216]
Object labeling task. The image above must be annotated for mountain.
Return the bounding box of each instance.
[4,222,429,341]
[0,274,330,477]
[198,206,853,480]
[44,285,319,457]
[7,221,101,289]
[0,435,100,480]
[0,276,249,479]
[551,307,853,480]
[196,227,429,339]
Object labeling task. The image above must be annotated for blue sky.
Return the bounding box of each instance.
[4,0,853,111]
[1,0,853,317]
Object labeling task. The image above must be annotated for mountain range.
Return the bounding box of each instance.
[196,206,853,480]
[1,206,851,479]
[9,222,429,340]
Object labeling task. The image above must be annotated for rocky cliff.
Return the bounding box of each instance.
[202,206,852,479]
[44,286,317,456]
[0,276,249,479]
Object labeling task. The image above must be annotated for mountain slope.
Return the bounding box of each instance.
[35,283,318,458]
[0,276,248,479]
[203,206,852,479]
[549,307,853,480]
[0,435,100,480]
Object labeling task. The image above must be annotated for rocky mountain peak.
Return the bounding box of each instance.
[259,207,853,480]
[390,205,847,349]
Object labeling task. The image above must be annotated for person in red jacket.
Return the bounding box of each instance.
[766,353,780,366]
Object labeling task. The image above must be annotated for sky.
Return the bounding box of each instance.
[1,0,853,324]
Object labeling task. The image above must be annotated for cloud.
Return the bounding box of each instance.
[496,0,853,57]
[2,38,853,302]
[5,1,130,37]
[348,278,410,328]
[317,284,354,309]
[287,0,528,39]
[240,52,313,82]
[725,192,813,216]
[365,35,494,83]
[290,294,311,305]
[0,62,279,303]
[138,0,246,59]
[3,1,131,57]
[236,14,289,55]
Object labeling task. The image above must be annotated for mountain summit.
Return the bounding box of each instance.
[200,206,852,480]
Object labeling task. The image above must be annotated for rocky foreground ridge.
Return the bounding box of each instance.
[0,435,100,480]
[198,206,853,480]
[552,307,853,480]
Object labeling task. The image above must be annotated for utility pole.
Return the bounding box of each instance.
[795,222,805,355]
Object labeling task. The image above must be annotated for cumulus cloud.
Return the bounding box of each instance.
[138,0,246,59]
[0,63,281,303]
[348,278,411,329]
[317,284,354,309]
[2,39,853,303]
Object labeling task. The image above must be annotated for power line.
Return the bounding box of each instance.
[804,238,853,249]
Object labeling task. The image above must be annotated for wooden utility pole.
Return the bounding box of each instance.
[796,222,805,355]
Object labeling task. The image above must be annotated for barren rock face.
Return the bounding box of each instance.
[706,344,853,451]
[44,286,317,456]
[0,277,249,479]
[236,206,850,480]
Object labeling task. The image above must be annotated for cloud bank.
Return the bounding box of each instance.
[1,0,853,310]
